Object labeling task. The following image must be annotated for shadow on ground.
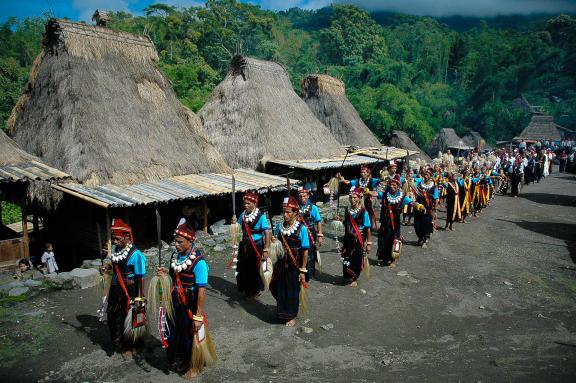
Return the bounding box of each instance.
[500,219,576,264]
[520,193,576,207]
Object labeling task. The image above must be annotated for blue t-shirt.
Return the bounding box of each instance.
[173,247,209,289]
[239,211,270,241]
[300,202,322,223]
[350,210,371,230]
[127,249,146,277]
[274,223,311,249]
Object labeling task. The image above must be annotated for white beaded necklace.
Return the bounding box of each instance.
[244,207,259,223]
[280,220,300,236]
[359,177,369,189]
[111,243,133,263]
[349,206,361,215]
[171,246,197,273]
[299,204,311,215]
[387,190,403,204]
[421,181,434,191]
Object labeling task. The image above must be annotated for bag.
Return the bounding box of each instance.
[392,238,402,261]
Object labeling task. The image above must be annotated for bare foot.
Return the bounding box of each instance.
[448,226,453,231]
[183,368,199,379]
[421,242,427,248]
[286,319,296,327]
[350,281,358,287]
[122,349,134,358]
[389,261,397,268]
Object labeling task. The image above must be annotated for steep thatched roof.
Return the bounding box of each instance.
[0,129,37,167]
[301,74,380,147]
[9,19,230,187]
[426,128,471,155]
[387,130,431,163]
[198,56,344,169]
[514,113,572,142]
[462,131,486,149]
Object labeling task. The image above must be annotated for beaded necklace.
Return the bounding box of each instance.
[111,243,133,263]
[280,220,300,236]
[171,245,197,273]
[244,207,259,223]
[386,190,403,205]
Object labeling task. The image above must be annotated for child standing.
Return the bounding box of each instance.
[41,243,59,274]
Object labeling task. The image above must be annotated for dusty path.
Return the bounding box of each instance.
[1,172,575,382]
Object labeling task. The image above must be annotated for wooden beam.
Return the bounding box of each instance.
[21,194,29,259]
[105,209,111,257]
[202,198,208,232]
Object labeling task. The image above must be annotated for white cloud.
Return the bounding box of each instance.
[72,0,131,21]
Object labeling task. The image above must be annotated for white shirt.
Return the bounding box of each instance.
[41,251,59,273]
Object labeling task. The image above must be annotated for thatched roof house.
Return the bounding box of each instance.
[387,130,431,163]
[462,131,486,149]
[426,128,472,156]
[514,113,573,142]
[9,19,230,188]
[198,56,344,169]
[301,74,380,147]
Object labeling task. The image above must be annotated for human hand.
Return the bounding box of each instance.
[156,267,168,276]
[318,236,325,247]
[299,273,306,284]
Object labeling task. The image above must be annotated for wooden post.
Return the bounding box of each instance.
[203,199,208,232]
[105,209,111,257]
[21,195,29,259]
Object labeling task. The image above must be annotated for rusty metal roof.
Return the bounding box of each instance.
[0,160,72,184]
[52,169,299,208]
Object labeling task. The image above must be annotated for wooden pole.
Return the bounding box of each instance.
[21,194,29,259]
[203,199,208,232]
[105,209,111,257]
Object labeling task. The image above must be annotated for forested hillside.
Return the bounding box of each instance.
[1,1,574,146]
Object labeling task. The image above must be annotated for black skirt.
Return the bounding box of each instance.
[236,239,264,295]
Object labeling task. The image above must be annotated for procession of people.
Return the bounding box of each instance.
[97,139,568,379]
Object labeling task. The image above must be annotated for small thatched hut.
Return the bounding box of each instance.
[7,19,231,267]
[9,19,230,187]
[426,128,472,156]
[301,74,380,147]
[462,131,487,149]
[1,130,71,265]
[387,130,432,163]
[514,113,573,142]
[199,56,345,170]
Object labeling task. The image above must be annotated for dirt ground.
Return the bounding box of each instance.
[1,171,575,383]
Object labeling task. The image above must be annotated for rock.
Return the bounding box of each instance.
[203,239,217,247]
[479,306,486,310]
[396,271,409,277]
[195,230,211,239]
[0,280,25,293]
[24,309,46,317]
[503,281,513,286]
[300,326,314,334]
[44,272,75,290]
[360,289,367,295]
[69,268,100,289]
[162,240,170,250]
[8,286,29,296]
[485,292,492,297]
[320,323,334,331]
[209,219,228,236]
[214,236,226,244]
[32,270,44,279]
[24,279,42,287]
[213,244,226,252]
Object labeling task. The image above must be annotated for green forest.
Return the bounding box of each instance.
[1,0,575,146]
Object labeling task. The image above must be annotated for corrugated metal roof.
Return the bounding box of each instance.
[51,169,299,208]
[266,147,417,171]
[0,160,72,184]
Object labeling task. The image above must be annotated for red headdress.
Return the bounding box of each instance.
[175,222,195,241]
[390,175,402,186]
[297,186,309,196]
[349,186,363,197]
[111,218,133,242]
[282,196,299,212]
[243,190,259,204]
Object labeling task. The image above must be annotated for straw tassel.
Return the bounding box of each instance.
[269,239,284,264]
[190,318,217,373]
[146,274,174,334]
[363,254,371,280]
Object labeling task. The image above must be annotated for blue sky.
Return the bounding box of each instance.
[1,0,575,24]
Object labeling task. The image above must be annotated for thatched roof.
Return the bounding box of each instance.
[8,19,230,187]
[426,128,471,155]
[0,129,37,166]
[198,56,344,169]
[387,130,431,163]
[301,74,380,147]
[462,131,486,149]
[514,113,572,142]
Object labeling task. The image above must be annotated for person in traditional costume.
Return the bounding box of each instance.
[103,218,146,356]
[458,169,473,223]
[337,164,380,230]
[297,187,324,280]
[270,196,310,327]
[444,173,461,231]
[413,170,437,247]
[340,187,371,287]
[157,223,215,379]
[234,191,271,297]
[376,175,416,267]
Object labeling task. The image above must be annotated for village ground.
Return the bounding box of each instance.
[1,171,575,383]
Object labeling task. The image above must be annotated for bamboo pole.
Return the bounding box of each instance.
[105,209,111,257]
[21,194,29,259]
[203,199,208,232]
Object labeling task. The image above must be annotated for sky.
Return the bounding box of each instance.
[1,0,575,23]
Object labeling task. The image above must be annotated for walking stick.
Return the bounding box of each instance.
[96,221,110,322]
[227,175,241,269]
